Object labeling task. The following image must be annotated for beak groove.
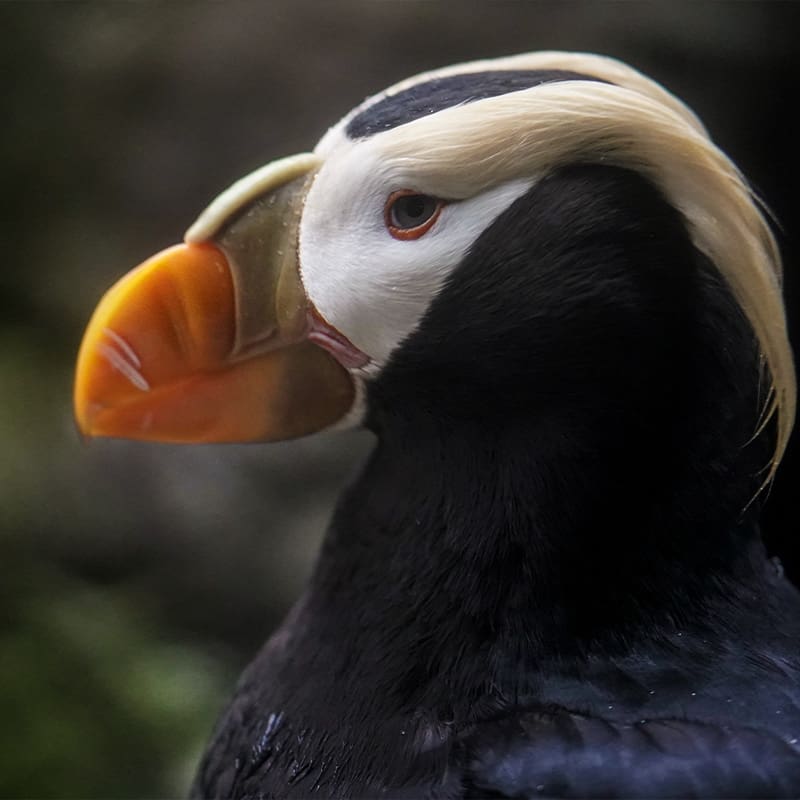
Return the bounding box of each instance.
[74,155,357,444]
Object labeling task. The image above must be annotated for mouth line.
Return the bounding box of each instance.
[307,308,371,370]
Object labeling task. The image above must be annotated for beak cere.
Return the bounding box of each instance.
[74,158,356,444]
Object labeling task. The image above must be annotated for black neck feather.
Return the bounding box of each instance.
[289,165,772,719]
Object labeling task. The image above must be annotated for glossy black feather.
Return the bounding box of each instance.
[466,709,800,798]
[192,165,800,798]
[346,70,605,139]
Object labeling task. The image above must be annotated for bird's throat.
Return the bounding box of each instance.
[294,408,765,719]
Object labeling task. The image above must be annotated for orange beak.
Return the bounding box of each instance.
[74,155,356,443]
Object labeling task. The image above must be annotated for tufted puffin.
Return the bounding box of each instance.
[74,52,800,797]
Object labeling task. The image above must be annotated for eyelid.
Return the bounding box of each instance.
[384,190,446,241]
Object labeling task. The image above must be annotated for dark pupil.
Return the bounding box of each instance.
[392,194,435,228]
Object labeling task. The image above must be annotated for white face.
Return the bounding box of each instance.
[298,134,532,374]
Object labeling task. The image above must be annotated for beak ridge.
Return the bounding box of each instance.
[74,155,356,444]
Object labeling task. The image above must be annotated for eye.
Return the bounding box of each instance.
[385,190,444,240]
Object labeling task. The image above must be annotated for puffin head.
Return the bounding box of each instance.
[74,52,795,497]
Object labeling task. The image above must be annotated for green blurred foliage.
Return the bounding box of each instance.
[0,562,228,795]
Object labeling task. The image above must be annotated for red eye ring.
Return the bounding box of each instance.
[384,190,445,240]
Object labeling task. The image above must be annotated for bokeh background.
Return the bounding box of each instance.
[2,1,799,796]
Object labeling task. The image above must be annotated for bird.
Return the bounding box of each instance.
[73,51,800,798]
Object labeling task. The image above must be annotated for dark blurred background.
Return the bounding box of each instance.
[1,2,798,796]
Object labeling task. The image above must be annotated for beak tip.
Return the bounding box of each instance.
[73,417,94,444]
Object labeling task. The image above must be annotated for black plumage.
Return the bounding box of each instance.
[345,70,605,138]
[191,165,800,797]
